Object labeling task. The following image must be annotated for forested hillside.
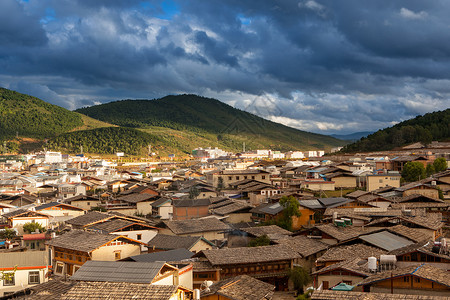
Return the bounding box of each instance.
[46,127,160,156]
[76,94,344,151]
[0,88,83,140]
[341,109,450,153]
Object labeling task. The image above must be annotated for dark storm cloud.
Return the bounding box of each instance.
[0,0,47,46]
[0,0,449,134]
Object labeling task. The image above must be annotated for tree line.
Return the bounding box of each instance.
[342,109,450,152]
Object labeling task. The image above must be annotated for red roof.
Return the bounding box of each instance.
[23,233,49,240]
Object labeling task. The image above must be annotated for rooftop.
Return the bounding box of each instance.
[316,244,387,263]
[61,282,178,300]
[201,275,275,300]
[70,260,169,283]
[200,244,300,265]
[46,230,139,253]
[163,217,230,235]
[148,234,210,250]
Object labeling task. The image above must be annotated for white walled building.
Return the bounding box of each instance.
[0,251,50,297]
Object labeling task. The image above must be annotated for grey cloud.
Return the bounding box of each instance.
[0,0,449,135]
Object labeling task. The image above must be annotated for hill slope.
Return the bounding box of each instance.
[331,131,373,142]
[341,109,450,153]
[0,87,83,140]
[76,94,344,152]
[47,127,161,156]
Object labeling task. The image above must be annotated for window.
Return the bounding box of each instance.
[262,176,266,179]
[136,234,142,240]
[87,202,90,206]
[56,262,64,274]
[414,277,420,283]
[114,251,121,260]
[29,271,40,284]
[403,276,409,282]
[236,176,240,180]
[73,265,81,274]
[30,242,36,250]
[3,273,15,286]
[228,177,232,180]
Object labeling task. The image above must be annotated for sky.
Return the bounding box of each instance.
[0,0,449,135]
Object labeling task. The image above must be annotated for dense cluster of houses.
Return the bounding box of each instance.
[0,147,449,299]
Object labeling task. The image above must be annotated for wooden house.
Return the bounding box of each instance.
[357,263,450,296]
[196,244,300,291]
[46,230,145,276]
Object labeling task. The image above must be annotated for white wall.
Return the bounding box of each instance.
[12,217,49,235]
[0,267,48,296]
[91,243,141,261]
[110,229,158,251]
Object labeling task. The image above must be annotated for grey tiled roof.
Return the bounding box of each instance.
[61,282,177,300]
[66,211,111,227]
[358,263,450,288]
[211,201,252,215]
[147,234,203,250]
[14,277,77,300]
[126,248,194,262]
[86,219,138,233]
[164,217,230,235]
[241,225,292,238]
[201,275,275,300]
[201,244,300,265]
[311,290,450,300]
[70,260,166,283]
[316,244,386,263]
[117,193,157,203]
[359,231,415,251]
[312,257,370,277]
[46,230,134,253]
[276,235,328,257]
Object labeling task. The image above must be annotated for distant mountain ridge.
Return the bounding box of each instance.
[0,88,345,155]
[331,131,373,142]
[341,108,450,153]
[75,94,345,153]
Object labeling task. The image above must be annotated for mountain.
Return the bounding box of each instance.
[331,131,373,142]
[0,87,83,140]
[76,94,345,153]
[341,109,450,153]
[0,88,345,156]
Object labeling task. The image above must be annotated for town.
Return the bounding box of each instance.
[0,141,449,300]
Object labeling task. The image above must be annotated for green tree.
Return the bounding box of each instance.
[217,177,224,191]
[433,157,448,173]
[189,186,200,199]
[402,162,426,182]
[91,206,107,212]
[426,164,435,177]
[278,195,301,231]
[288,266,311,294]
[1,265,17,284]
[248,235,271,247]
[0,228,16,240]
[22,222,46,234]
